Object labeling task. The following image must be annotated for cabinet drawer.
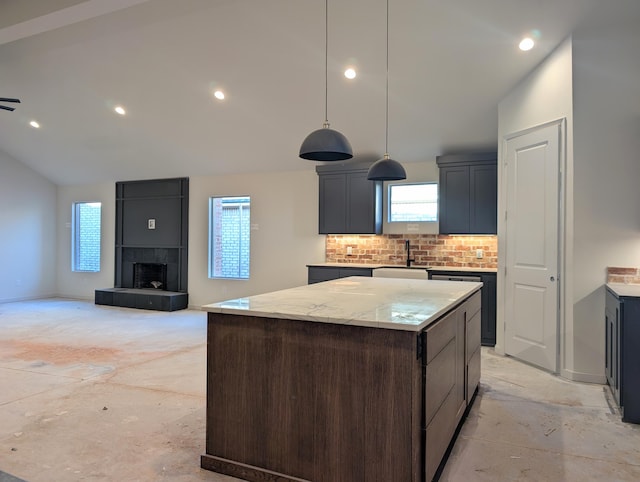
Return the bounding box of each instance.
[466,290,481,319]
[467,346,481,400]
[425,383,460,482]
[425,338,456,425]
[425,309,457,364]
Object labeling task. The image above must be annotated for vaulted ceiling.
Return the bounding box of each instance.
[0,0,604,185]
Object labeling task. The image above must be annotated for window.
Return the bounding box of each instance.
[388,183,438,222]
[209,196,251,279]
[72,202,102,272]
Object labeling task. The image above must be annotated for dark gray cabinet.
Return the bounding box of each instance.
[428,269,496,346]
[437,153,497,235]
[308,266,373,284]
[605,286,640,423]
[316,163,382,234]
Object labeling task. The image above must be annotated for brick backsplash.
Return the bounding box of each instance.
[607,267,640,284]
[326,234,497,268]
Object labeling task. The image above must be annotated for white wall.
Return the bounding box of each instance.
[497,38,576,376]
[571,6,640,379]
[498,4,640,383]
[55,169,324,306]
[56,182,116,300]
[0,150,57,302]
[188,169,324,307]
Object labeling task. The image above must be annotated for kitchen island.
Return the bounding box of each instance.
[201,277,482,482]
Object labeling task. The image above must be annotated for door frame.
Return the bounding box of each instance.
[495,118,567,375]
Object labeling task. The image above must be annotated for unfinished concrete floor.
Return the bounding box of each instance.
[1,299,639,481]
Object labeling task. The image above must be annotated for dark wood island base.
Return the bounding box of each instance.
[201,286,481,482]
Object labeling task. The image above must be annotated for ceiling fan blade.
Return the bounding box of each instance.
[0,105,16,111]
[0,98,20,103]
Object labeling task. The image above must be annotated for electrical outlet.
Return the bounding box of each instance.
[476,249,484,259]
[346,246,353,255]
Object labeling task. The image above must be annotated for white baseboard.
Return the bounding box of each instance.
[561,368,606,384]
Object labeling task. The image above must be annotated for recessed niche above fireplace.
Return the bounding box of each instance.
[95,177,189,311]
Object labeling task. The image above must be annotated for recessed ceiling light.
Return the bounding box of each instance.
[29,120,40,128]
[519,37,535,51]
[344,68,356,80]
[114,105,126,115]
[213,90,225,100]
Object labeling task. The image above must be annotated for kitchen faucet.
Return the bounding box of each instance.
[405,239,415,267]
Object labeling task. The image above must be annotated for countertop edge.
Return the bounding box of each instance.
[203,280,482,332]
[606,282,640,298]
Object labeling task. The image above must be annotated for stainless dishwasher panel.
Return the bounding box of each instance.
[431,274,481,282]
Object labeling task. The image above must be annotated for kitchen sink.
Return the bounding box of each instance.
[373,267,429,279]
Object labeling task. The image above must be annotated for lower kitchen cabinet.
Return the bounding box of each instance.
[605,285,640,423]
[428,270,496,346]
[423,290,480,481]
[202,287,481,482]
[307,265,373,284]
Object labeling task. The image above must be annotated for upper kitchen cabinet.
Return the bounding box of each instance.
[437,153,497,234]
[316,162,382,234]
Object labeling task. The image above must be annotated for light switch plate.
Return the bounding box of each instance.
[148,219,156,229]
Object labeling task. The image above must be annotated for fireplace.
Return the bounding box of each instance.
[95,177,188,311]
[133,262,167,290]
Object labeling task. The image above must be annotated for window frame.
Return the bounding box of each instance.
[387,182,438,223]
[208,195,251,280]
[71,201,102,272]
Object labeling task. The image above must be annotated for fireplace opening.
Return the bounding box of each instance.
[133,263,168,290]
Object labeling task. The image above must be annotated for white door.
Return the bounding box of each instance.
[504,122,561,373]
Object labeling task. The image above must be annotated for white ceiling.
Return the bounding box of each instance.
[0,0,604,186]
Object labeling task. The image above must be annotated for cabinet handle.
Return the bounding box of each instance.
[550,276,555,282]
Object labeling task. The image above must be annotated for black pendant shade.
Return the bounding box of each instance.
[299,123,353,161]
[299,0,353,162]
[367,154,407,181]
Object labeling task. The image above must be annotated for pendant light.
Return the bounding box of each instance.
[299,0,353,161]
[367,0,406,181]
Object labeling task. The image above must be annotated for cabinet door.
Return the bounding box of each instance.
[439,166,470,234]
[318,174,347,234]
[480,273,497,346]
[605,290,620,405]
[308,267,341,284]
[346,172,381,234]
[470,164,497,234]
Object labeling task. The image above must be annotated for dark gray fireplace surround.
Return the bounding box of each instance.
[95,177,189,311]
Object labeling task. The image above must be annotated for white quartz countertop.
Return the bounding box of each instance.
[607,283,640,298]
[202,277,482,332]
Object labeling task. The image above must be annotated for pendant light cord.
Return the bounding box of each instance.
[385,0,389,157]
[324,0,329,125]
